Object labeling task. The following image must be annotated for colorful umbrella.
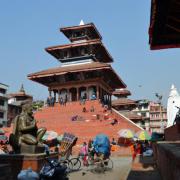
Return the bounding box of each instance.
[117,129,134,139]
[42,131,58,142]
[135,130,151,141]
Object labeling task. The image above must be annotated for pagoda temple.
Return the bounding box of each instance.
[112,88,142,123]
[28,22,126,106]
[28,22,142,146]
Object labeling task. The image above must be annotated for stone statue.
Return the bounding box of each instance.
[9,104,46,153]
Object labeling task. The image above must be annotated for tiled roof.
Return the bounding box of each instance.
[8,93,32,98]
[120,111,142,121]
[60,23,102,40]
[113,89,131,96]
[112,98,136,106]
[45,39,101,51]
[28,62,126,89]
[45,39,113,63]
[28,62,110,78]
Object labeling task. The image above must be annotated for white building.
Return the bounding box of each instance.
[132,99,150,131]
[133,99,167,133]
[0,83,8,126]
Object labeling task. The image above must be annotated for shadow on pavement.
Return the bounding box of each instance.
[127,170,162,180]
[126,155,162,180]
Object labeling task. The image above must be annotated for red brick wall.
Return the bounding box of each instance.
[165,124,180,141]
[153,142,180,180]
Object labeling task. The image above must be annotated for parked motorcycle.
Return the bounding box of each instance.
[39,151,68,180]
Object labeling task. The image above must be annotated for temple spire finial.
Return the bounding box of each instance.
[79,20,85,26]
[20,84,25,93]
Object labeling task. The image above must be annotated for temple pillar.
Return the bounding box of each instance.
[76,87,79,101]
[97,85,99,100]
[87,86,89,100]
[110,94,112,108]
[53,90,56,102]
[100,87,102,101]
[58,89,60,102]
[49,90,52,97]
[105,92,107,104]
[108,94,110,108]
[67,89,69,102]
[102,88,104,104]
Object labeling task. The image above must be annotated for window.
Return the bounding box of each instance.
[141,121,145,127]
[0,88,6,94]
[0,112,4,118]
[0,99,4,106]
[141,112,146,117]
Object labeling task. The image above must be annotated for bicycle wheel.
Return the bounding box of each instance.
[70,158,81,171]
[105,159,113,170]
[60,159,73,172]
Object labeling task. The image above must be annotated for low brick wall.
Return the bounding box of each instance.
[0,164,13,180]
[165,124,180,141]
[0,153,58,180]
[153,141,180,180]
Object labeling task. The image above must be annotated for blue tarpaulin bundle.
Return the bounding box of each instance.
[93,134,110,156]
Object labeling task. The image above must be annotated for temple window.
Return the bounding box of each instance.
[71,48,79,57]
[63,50,68,58]
[0,88,6,94]
[66,73,76,81]
[0,112,4,118]
[59,51,69,59]
[81,48,85,55]
[0,99,5,106]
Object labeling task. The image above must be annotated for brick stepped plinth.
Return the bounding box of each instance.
[35,100,141,144]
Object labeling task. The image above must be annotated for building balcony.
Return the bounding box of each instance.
[0,105,7,111]
[150,124,161,128]
[150,124,167,128]
[0,93,8,99]
[150,118,167,121]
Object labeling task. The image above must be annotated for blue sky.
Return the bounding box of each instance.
[0,1,180,105]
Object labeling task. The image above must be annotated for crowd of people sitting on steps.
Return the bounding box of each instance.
[46,92,100,106]
[46,91,111,109]
[47,94,68,107]
[46,92,118,125]
[46,96,55,107]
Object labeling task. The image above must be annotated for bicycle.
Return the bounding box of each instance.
[78,153,113,172]
[87,156,113,172]
[59,156,81,172]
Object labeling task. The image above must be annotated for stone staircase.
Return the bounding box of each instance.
[35,100,141,144]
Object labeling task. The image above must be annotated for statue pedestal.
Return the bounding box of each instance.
[20,143,45,154]
[0,152,58,180]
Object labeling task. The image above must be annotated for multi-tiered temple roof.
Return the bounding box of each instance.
[28,22,126,105]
